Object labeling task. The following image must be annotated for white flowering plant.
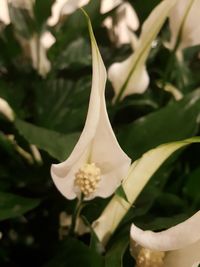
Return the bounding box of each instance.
[0,0,200,266]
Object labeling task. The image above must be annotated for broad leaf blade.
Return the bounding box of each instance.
[93,137,200,244]
[15,118,80,162]
[118,89,200,159]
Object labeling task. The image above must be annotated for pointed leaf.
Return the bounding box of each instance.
[93,137,200,245]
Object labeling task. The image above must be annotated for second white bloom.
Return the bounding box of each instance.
[130,211,200,267]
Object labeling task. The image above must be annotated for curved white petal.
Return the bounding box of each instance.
[62,0,90,15]
[168,0,200,51]
[163,240,200,267]
[40,32,56,49]
[108,0,178,101]
[181,0,200,49]
[130,211,200,251]
[108,54,149,99]
[102,2,139,46]
[51,14,131,200]
[123,2,139,31]
[48,0,90,26]
[100,0,122,14]
[48,0,66,26]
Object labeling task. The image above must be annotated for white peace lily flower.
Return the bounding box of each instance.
[108,0,178,102]
[101,1,139,46]
[51,14,131,200]
[130,211,200,267]
[108,33,149,101]
[48,0,90,26]
[167,0,200,52]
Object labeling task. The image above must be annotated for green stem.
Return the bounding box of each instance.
[69,195,83,236]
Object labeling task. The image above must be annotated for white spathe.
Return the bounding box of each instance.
[108,33,149,98]
[168,0,200,51]
[108,0,178,101]
[108,49,150,99]
[48,0,90,26]
[130,211,200,267]
[51,15,131,200]
[102,1,139,46]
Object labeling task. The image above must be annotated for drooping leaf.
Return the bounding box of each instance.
[15,118,80,162]
[93,137,200,245]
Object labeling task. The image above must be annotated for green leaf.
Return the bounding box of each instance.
[15,118,80,161]
[0,25,22,63]
[118,89,200,160]
[184,167,200,202]
[105,230,129,267]
[44,238,104,267]
[0,192,40,220]
[52,37,91,70]
[49,1,101,61]
[35,77,90,132]
[93,137,200,245]
[135,213,189,231]
[115,185,129,203]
